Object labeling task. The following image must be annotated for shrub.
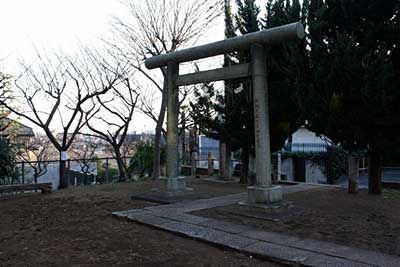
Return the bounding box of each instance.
[129,140,166,178]
[0,139,17,184]
[284,145,348,184]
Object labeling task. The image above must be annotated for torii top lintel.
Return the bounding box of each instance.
[145,22,304,70]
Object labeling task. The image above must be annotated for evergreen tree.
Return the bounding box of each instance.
[236,0,260,34]
[0,71,12,131]
[192,0,304,183]
[230,0,260,183]
[191,0,260,183]
[262,0,304,155]
[0,139,17,185]
[298,0,400,194]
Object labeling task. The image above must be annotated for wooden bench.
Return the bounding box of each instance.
[0,183,52,195]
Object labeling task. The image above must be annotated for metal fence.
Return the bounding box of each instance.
[192,156,242,172]
[286,143,328,153]
[1,157,133,189]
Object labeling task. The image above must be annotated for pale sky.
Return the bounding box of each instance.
[0,0,266,134]
[0,0,125,63]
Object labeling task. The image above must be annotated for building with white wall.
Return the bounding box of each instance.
[280,126,331,184]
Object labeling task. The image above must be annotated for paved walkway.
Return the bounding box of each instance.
[113,184,400,267]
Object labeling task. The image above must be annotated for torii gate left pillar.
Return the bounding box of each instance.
[160,62,187,193]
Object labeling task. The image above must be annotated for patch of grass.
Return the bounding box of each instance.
[383,189,400,199]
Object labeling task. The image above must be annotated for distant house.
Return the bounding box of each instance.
[198,135,219,158]
[196,135,242,171]
[286,126,330,153]
[0,118,34,143]
[280,126,331,184]
[124,132,161,144]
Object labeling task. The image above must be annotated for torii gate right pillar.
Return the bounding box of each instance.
[247,44,283,204]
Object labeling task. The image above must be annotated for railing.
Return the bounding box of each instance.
[285,143,328,153]
[1,157,134,189]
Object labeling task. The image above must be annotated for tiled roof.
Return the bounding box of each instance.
[0,118,34,137]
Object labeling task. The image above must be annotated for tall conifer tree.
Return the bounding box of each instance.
[298,0,400,194]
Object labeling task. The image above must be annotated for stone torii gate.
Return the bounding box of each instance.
[145,22,304,204]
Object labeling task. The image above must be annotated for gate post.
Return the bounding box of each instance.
[247,44,282,204]
[162,62,186,193]
[208,152,214,176]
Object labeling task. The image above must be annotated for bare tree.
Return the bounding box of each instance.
[138,85,192,138]
[110,0,223,179]
[0,49,124,188]
[84,78,139,182]
[17,134,56,184]
[70,135,100,184]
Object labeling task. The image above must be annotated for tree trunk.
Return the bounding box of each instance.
[34,170,38,184]
[219,142,232,179]
[191,151,197,177]
[348,156,359,194]
[115,149,127,182]
[207,152,214,176]
[219,142,224,177]
[368,147,383,195]
[59,152,68,189]
[248,154,256,185]
[152,80,168,180]
[224,142,232,180]
[153,129,162,179]
[240,147,249,184]
[181,112,187,165]
[34,170,38,193]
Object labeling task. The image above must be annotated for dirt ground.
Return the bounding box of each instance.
[0,178,281,267]
[193,187,400,256]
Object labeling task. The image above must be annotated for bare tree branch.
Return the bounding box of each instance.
[84,73,140,181]
[0,48,124,188]
[106,0,223,179]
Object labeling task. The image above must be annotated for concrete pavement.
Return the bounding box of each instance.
[113,183,400,267]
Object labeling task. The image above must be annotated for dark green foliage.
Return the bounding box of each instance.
[262,0,304,152]
[225,0,236,40]
[0,139,17,185]
[301,0,400,149]
[96,158,119,182]
[236,0,260,34]
[296,0,400,193]
[285,145,348,184]
[0,72,12,131]
[191,0,304,183]
[129,141,166,178]
[312,146,348,184]
[192,0,302,149]
[191,0,260,184]
[190,82,223,140]
[229,0,305,153]
[193,0,400,193]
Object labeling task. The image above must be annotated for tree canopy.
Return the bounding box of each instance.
[192,0,400,194]
[298,0,400,194]
[191,0,303,183]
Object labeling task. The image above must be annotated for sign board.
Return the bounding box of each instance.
[60,151,68,161]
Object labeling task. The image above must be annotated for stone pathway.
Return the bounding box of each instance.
[113,184,400,267]
[201,177,241,184]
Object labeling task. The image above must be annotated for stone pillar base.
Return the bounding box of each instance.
[247,185,283,204]
[218,176,235,181]
[160,176,187,195]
